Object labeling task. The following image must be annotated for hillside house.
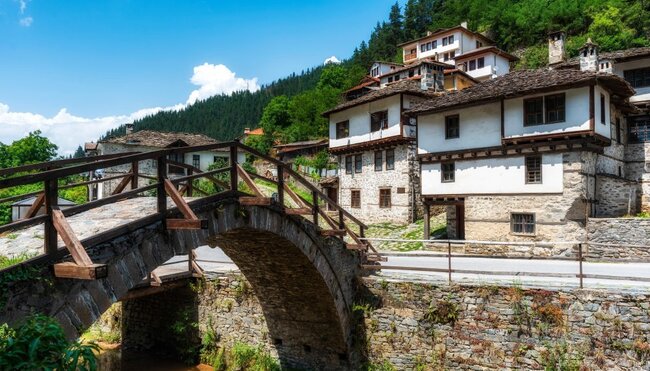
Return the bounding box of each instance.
[96,127,244,198]
[410,61,636,242]
[324,80,443,223]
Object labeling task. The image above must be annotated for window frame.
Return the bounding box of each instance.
[354,154,362,173]
[445,115,460,139]
[379,188,391,209]
[385,148,395,170]
[525,155,542,184]
[345,155,352,174]
[477,57,485,69]
[374,151,383,172]
[624,67,650,88]
[469,60,476,71]
[629,116,650,143]
[350,190,361,208]
[441,162,455,183]
[544,93,566,124]
[600,94,606,125]
[370,110,389,132]
[192,154,200,169]
[523,96,544,126]
[336,120,349,139]
[510,212,536,236]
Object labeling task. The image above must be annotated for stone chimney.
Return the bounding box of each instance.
[579,38,600,72]
[244,128,251,135]
[426,30,432,36]
[460,21,468,29]
[125,123,134,134]
[420,63,444,92]
[548,31,566,65]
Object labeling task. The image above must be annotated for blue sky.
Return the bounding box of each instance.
[0,0,402,154]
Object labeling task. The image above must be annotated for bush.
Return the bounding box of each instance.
[0,314,99,371]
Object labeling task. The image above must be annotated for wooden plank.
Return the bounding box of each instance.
[0,151,139,177]
[166,219,206,230]
[239,197,272,206]
[111,170,133,195]
[53,262,107,280]
[321,229,347,236]
[236,164,264,197]
[23,193,45,219]
[318,208,338,229]
[44,179,58,255]
[283,183,309,208]
[164,179,198,220]
[284,208,312,215]
[150,271,162,287]
[367,256,388,262]
[346,244,367,250]
[52,208,94,266]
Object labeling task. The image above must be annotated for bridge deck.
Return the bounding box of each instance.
[0,197,170,258]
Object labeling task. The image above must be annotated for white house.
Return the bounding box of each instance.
[453,46,518,81]
[96,127,244,199]
[323,80,442,223]
[409,65,635,242]
[398,22,496,66]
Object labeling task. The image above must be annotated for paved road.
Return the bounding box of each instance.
[154,246,650,293]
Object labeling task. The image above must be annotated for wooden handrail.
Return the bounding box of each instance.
[0,152,139,177]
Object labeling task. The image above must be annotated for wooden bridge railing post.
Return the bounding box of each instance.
[44,178,59,255]
[187,168,193,197]
[229,143,238,192]
[131,160,139,190]
[338,209,344,230]
[277,165,284,208]
[157,156,167,214]
[311,190,319,226]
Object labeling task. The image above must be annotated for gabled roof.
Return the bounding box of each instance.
[443,69,480,84]
[453,46,518,62]
[379,58,448,78]
[397,25,494,47]
[84,142,98,151]
[345,76,380,93]
[407,69,635,115]
[323,80,442,117]
[274,139,328,154]
[100,130,219,148]
[554,47,650,69]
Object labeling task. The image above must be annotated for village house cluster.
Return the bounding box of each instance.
[324,23,650,243]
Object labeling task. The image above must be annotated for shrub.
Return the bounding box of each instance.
[424,295,460,325]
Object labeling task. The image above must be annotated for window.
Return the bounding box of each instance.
[374,151,383,171]
[395,75,400,81]
[469,60,476,71]
[511,213,535,235]
[433,40,437,49]
[388,77,393,83]
[354,154,362,173]
[600,94,606,125]
[442,37,448,46]
[525,156,542,184]
[477,57,485,68]
[192,155,200,169]
[410,48,416,55]
[336,120,349,139]
[545,94,565,123]
[524,97,544,126]
[476,41,483,48]
[443,53,450,61]
[385,149,395,170]
[448,35,454,44]
[629,116,650,143]
[379,189,391,208]
[370,110,388,132]
[351,190,361,208]
[421,44,426,53]
[624,67,650,88]
[450,50,455,59]
[408,69,414,77]
[345,156,353,174]
[441,162,455,182]
[445,115,460,139]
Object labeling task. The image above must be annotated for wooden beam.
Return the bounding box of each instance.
[284,207,312,215]
[51,208,94,266]
[236,164,264,197]
[111,170,133,195]
[283,183,309,208]
[150,271,162,287]
[53,262,107,280]
[23,193,45,219]
[239,197,272,206]
[321,229,347,236]
[166,219,207,230]
[164,179,198,220]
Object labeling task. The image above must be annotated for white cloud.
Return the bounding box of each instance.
[0,63,258,156]
[19,16,32,27]
[186,63,259,105]
[16,0,28,14]
[324,56,340,65]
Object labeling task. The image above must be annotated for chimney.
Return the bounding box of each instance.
[460,21,468,29]
[579,38,599,72]
[426,30,432,36]
[548,31,566,66]
[125,123,134,134]
[244,128,251,134]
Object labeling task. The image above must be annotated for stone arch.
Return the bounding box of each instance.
[0,198,361,370]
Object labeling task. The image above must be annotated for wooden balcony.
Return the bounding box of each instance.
[404,53,417,62]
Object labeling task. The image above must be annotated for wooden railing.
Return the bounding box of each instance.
[0,141,376,279]
[404,52,417,61]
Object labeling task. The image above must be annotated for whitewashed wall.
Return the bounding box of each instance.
[421,154,564,195]
[613,58,650,103]
[593,85,611,138]
[417,102,502,154]
[329,95,403,149]
[504,86,591,138]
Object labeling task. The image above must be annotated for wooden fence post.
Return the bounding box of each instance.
[277,165,284,209]
[44,179,58,255]
[229,143,238,192]
[187,168,193,197]
[338,209,344,230]
[157,156,167,214]
[423,202,430,240]
[131,160,139,190]
[312,190,319,226]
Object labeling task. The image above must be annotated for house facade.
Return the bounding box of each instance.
[324,80,442,223]
[95,127,244,199]
[410,59,637,243]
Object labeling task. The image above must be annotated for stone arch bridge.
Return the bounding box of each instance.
[0,142,379,370]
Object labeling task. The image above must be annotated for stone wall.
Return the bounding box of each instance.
[119,274,650,370]
[595,174,638,217]
[338,144,418,224]
[586,217,650,260]
[625,143,650,213]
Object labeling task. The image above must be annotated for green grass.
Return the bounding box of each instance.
[365,215,447,251]
[0,253,34,270]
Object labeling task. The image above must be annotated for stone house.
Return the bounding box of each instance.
[323,79,444,224]
[95,126,244,198]
[409,50,637,243]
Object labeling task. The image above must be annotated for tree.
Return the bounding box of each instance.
[73,145,85,159]
[0,131,58,169]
